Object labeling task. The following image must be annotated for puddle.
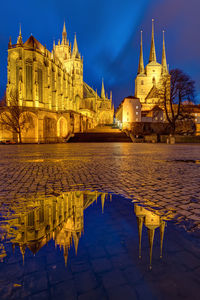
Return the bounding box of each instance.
[0,191,199,299]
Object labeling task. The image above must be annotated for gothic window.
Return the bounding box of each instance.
[141,80,144,85]
[26,61,33,100]
[16,65,19,90]
[152,77,155,84]
[38,68,43,102]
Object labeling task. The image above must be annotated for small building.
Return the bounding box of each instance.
[115,96,141,130]
[141,105,164,123]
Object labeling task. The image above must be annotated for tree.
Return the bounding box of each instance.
[161,69,195,134]
[0,90,34,143]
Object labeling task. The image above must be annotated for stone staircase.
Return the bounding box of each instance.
[68,126,132,143]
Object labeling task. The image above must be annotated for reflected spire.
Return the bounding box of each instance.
[136,216,144,258]
[160,220,166,258]
[149,19,156,63]
[148,228,155,270]
[101,194,106,213]
[137,31,144,74]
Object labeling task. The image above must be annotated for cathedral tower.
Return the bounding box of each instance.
[134,20,170,111]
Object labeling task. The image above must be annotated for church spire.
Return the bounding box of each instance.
[17,24,23,45]
[148,228,155,270]
[62,21,67,45]
[162,30,168,74]
[137,31,144,74]
[101,79,105,99]
[149,19,156,63]
[160,220,166,258]
[136,216,144,259]
[72,33,80,58]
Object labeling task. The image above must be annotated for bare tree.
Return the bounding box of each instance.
[161,69,195,134]
[0,90,34,143]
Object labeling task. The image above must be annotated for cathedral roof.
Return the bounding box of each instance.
[145,85,160,100]
[83,82,99,99]
[24,35,45,52]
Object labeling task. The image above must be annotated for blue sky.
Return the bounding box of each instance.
[0,0,199,106]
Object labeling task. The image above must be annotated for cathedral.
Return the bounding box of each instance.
[134,19,170,111]
[116,20,171,129]
[3,22,114,143]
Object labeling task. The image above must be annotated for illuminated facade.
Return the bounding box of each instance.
[2,23,114,142]
[2,191,108,265]
[135,20,170,111]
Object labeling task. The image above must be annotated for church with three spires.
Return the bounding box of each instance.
[116,20,170,130]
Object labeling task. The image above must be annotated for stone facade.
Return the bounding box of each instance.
[1,23,114,143]
[135,20,170,111]
[115,96,141,130]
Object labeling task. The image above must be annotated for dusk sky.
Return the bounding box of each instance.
[0,0,199,107]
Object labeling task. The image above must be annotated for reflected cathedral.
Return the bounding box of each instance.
[0,191,167,268]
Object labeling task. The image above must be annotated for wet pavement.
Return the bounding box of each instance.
[0,143,200,299]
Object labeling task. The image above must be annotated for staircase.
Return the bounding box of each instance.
[68,126,132,143]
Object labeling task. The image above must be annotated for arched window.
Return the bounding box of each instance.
[141,80,144,85]
[26,59,33,100]
[38,68,43,102]
[152,77,155,84]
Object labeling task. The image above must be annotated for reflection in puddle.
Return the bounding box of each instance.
[0,190,168,270]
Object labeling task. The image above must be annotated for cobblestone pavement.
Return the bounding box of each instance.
[0,143,200,230]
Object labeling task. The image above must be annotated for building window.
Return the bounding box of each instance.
[136,111,138,115]
[152,77,155,84]
[153,70,155,72]
[26,64,33,100]
[136,118,138,121]
[127,117,129,121]
[141,80,144,85]
[38,68,43,102]
[195,113,197,116]
[195,119,198,122]
[136,106,138,109]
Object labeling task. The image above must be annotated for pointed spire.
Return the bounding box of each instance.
[73,232,80,255]
[72,33,80,59]
[148,228,155,270]
[63,245,68,267]
[17,24,23,45]
[160,220,166,258]
[149,19,156,63]
[136,217,144,259]
[101,194,106,213]
[101,79,105,99]
[137,31,144,74]
[8,36,12,48]
[62,21,67,45]
[162,30,168,74]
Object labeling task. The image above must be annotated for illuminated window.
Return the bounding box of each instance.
[136,106,139,109]
[136,118,138,121]
[136,111,138,115]
[38,68,43,102]
[195,113,197,116]
[26,64,33,100]
[195,119,197,122]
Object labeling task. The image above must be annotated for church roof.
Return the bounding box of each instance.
[83,82,98,99]
[145,85,160,100]
[24,35,45,52]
